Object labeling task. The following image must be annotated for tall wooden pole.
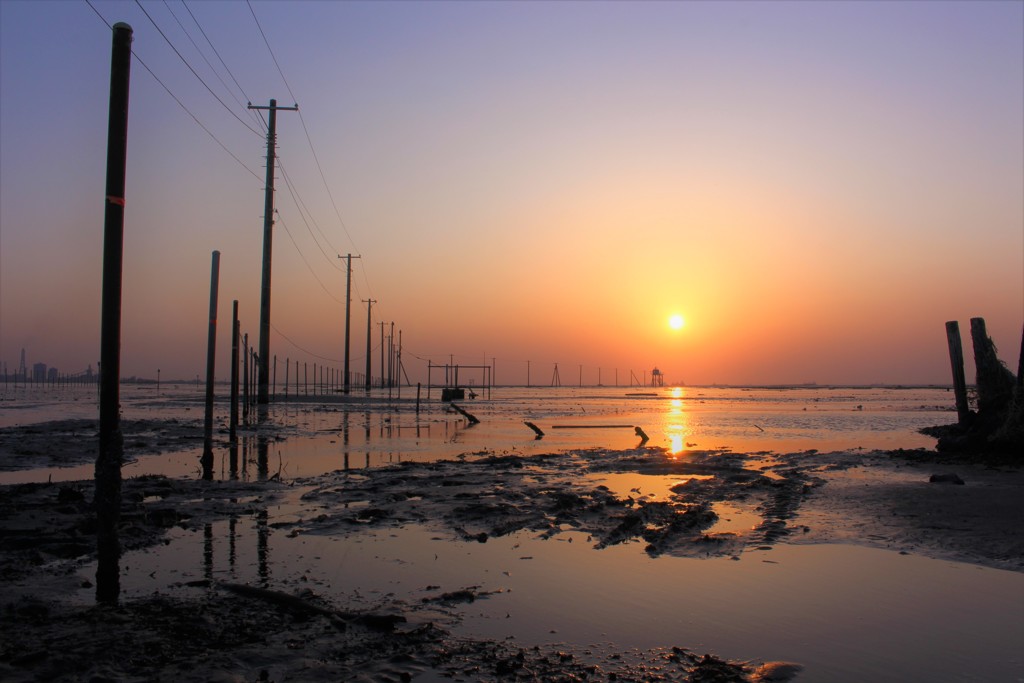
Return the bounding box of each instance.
[242,334,249,421]
[363,299,375,391]
[96,21,133,606]
[201,251,221,479]
[339,254,360,394]
[230,301,239,442]
[248,99,297,405]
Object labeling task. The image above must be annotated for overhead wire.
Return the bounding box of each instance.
[275,210,344,304]
[270,323,340,364]
[277,157,342,270]
[84,0,263,182]
[246,0,368,278]
[85,0,368,372]
[161,0,254,126]
[180,0,268,133]
[187,0,371,366]
[133,0,263,137]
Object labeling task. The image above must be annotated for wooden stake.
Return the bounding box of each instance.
[945,321,970,422]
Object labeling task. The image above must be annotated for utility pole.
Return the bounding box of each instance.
[363,299,375,391]
[388,322,395,390]
[248,98,297,405]
[379,321,385,389]
[338,254,361,394]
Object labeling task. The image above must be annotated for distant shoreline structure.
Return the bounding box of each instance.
[1,378,959,391]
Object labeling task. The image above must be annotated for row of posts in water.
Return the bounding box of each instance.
[0,354,392,396]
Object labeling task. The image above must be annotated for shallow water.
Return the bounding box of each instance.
[0,383,956,484]
[87,510,1024,683]
[10,383,1016,681]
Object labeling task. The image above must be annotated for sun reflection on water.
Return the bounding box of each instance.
[666,387,689,457]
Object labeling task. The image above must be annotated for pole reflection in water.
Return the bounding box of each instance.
[203,522,213,583]
[256,508,269,587]
[241,436,249,480]
[229,515,237,573]
[229,443,238,480]
[257,437,269,481]
[343,410,350,446]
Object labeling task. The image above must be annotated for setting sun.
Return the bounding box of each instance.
[669,314,685,330]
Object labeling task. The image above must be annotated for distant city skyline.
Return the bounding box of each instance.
[0,346,96,382]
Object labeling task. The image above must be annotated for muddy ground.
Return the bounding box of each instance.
[0,418,1021,681]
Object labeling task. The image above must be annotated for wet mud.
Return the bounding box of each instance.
[1,434,1021,681]
[291,448,816,561]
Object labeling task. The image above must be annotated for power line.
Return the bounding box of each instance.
[270,323,340,364]
[84,0,263,182]
[277,157,342,270]
[245,0,298,104]
[162,0,253,125]
[275,210,343,304]
[246,0,366,275]
[133,0,263,137]
[180,0,267,133]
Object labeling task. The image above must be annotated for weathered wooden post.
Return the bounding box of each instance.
[970,317,1016,420]
[96,21,132,605]
[945,321,970,422]
[201,250,220,480]
[230,301,239,442]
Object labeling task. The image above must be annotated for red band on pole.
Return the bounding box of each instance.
[106,195,126,206]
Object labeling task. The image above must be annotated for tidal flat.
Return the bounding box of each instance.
[1,386,1021,681]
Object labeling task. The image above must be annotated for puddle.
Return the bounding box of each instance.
[709,501,762,534]
[588,472,716,503]
[85,511,1024,683]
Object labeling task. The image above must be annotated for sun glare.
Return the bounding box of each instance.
[669,314,685,330]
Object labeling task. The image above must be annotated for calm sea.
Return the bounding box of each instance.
[0,384,957,483]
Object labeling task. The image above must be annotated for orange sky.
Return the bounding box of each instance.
[1,1,1021,385]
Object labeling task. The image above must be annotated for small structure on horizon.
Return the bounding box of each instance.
[651,367,664,387]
